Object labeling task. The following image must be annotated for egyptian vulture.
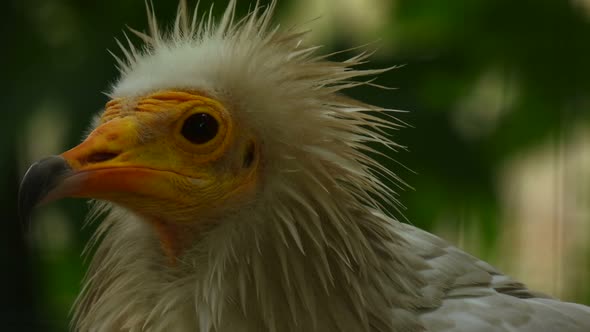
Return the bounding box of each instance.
[19,1,590,331]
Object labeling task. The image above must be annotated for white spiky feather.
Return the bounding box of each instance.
[72,1,590,331]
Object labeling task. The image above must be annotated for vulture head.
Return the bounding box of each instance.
[19,1,590,332]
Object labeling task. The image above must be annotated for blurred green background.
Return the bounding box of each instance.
[3,0,590,330]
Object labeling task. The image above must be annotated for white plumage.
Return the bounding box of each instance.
[24,1,590,331]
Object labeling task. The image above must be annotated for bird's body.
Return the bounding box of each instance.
[19,1,590,331]
[75,209,590,332]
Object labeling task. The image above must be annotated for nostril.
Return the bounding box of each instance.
[86,152,119,164]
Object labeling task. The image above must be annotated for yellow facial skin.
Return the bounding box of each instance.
[56,91,259,259]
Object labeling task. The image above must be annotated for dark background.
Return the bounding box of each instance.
[3,0,590,330]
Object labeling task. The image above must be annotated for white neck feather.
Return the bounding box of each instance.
[73,185,427,332]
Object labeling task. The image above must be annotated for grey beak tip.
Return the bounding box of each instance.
[18,155,71,228]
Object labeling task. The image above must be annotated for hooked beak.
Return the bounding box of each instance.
[18,156,73,226]
[18,114,186,227]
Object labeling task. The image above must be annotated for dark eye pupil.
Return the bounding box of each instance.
[181,113,219,144]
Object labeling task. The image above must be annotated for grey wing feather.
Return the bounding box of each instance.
[398,223,590,332]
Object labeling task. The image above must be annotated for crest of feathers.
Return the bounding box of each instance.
[75,1,424,331]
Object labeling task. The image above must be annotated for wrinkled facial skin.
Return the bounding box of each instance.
[19,91,260,228]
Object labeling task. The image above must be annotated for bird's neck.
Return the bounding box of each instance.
[148,217,201,265]
[74,203,426,331]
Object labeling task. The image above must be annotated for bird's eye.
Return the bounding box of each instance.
[181,113,219,144]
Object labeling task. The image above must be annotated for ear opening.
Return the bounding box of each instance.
[243,141,255,169]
